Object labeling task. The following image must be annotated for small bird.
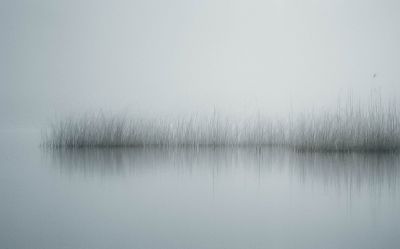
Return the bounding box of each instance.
[372,73,377,78]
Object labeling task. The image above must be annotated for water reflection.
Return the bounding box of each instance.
[4,131,400,249]
[290,153,400,199]
[46,147,400,196]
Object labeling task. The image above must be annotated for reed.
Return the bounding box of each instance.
[43,99,400,152]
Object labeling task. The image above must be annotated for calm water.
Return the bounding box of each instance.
[1,130,400,249]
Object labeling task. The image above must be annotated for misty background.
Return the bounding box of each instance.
[2,0,400,128]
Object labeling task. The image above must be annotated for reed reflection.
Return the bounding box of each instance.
[46,147,400,197]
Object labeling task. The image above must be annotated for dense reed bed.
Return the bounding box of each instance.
[43,99,400,152]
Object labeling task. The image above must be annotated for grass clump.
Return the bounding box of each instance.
[43,99,400,152]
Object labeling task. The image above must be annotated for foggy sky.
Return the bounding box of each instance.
[2,0,400,128]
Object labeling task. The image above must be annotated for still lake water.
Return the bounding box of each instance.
[1,130,400,249]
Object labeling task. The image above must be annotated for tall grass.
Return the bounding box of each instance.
[43,98,400,152]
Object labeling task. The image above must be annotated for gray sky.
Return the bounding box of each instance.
[2,0,400,128]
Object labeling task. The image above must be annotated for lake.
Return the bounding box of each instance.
[1,129,400,249]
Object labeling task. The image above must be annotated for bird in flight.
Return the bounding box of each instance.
[372,73,377,78]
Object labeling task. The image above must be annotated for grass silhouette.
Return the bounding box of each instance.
[43,98,400,152]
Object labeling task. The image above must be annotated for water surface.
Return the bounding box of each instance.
[1,130,400,249]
